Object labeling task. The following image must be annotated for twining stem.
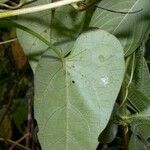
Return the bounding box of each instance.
[9,133,30,150]
[120,53,135,107]
[118,53,136,149]
[0,0,25,9]
[0,0,82,18]
[122,126,129,150]
[0,20,63,60]
[0,137,30,150]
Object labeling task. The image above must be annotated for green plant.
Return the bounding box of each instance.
[0,0,150,150]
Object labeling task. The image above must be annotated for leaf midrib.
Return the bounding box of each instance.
[65,59,70,150]
[112,0,140,33]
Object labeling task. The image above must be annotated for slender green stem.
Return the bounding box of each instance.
[0,38,17,45]
[118,55,131,108]
[124,55,132,75]
[0,20,63,60]
[0,0,82,18]
[120,53,135,107]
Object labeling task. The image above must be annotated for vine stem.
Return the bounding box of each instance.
[0,38,17,45]
[0,0,82,18]
[120,52,135,107]
[122,126,129,150]
[8,133,30,150]
[0,20,63,60]
[0,137,30,150]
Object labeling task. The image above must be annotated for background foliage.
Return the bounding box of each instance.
[0,0,150,150]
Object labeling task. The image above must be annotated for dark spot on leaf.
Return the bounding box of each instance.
[72,80,75,83]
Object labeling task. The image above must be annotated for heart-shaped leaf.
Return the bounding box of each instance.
[35,30,125,149]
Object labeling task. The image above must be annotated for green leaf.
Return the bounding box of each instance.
[129,108,150,150]
[16,0,85,72]
[129,127,150,150]
[127,84,150,112]
[35,30,125,150]
[133,46,150,98]
[90,0,150,56]
[98,104,118,144]
[127,46,150,112]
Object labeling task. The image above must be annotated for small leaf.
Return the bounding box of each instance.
[127,84,150,111]
[35,29,125,149]
[124,107,150,149]
[127,46,150,112]
[129,121,150,150]
[133,46,150,98]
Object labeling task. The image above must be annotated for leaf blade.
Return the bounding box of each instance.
[35,30,125,149]
[90,0,150,56]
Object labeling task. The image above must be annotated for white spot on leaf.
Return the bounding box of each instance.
[101,76,109,86]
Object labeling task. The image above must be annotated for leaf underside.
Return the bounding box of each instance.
[90,0,150,56]
[35,30,125,150]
